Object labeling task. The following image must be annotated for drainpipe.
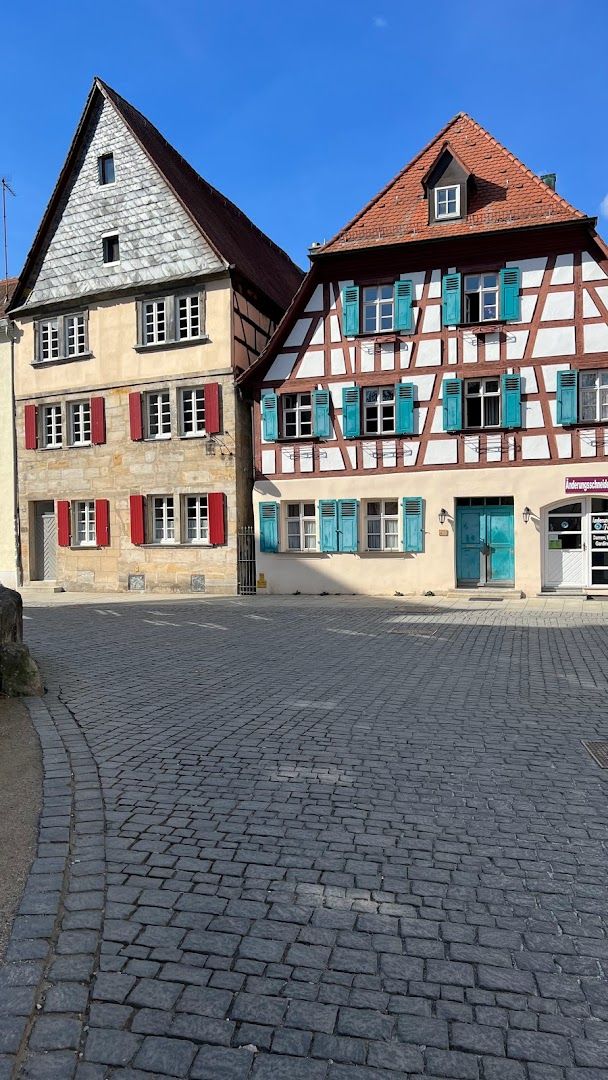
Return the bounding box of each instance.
[2,317,23,586]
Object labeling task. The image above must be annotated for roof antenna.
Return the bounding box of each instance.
[1,177,16,305]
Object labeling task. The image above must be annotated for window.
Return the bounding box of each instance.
[464,273,499,322]
[65,314,87,356]
[178,294,201,340]
[102,234,120,264]
[580,370,608,423]
[68,401,92,446]
[547,502,582,551]
[366,500,399,551]
[435,185,460,220]
[73,501,96,546]
[282,393,312,438]
[183,495,208,543]
[179,388,205,436]
[145,391,171,439]
[152,496,175,543]
[143,299,166,345]
[38,319,59,361]
[286,503,316,551]
[35,313,89,362]
[41,404,62,448]
[364,386,395,435]
[464,378,501,428]
[98,153,115,185]
[362,285,394,334]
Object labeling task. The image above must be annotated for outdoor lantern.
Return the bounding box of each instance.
[438,508,448,524]
[523,506,532,524]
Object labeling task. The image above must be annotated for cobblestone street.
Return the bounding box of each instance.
[3,595,608,1079]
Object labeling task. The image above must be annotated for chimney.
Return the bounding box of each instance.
[540,173,556,191]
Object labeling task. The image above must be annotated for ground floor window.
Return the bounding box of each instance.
[183,495,208,543]
[286,502,316,551]
[545,497,608,589]
[151,496,175,543]
[366,500,399,550]
[73,501,96,546]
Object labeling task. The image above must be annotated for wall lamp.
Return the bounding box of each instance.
[522,506,532,524]
[438,508,448,525]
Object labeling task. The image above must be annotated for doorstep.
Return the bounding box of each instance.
[446,587,523,601]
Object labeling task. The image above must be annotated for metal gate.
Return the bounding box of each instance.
[237,526,256,595]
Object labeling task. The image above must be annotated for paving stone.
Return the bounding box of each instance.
[286,1000,338,1034]
[397,1014,449,1048]
[251,1053,327,1078]
[425,1048,480,1078]
[0,1017,26,1053]
[191,1044,255,1079]
[84,1029,142,1066]
[44,983,88,1013]
[133,1036,196,1076]
[507,1031,575,1065]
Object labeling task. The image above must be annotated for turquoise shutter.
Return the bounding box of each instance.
[500,267,521,322]
[394,280,414,333]
[312,389,331,438]
[441,273,462,326]
[501,373,522,429]
[338,500,359,553]
[261,391,278,441]
[556,370,578,426]
[342,386,361,438]
[259,502,279,552]
[342,285,360,336]
[395,382,415,435]
[403,497,424,553]
[443,378,463,431]
[319,500,339,552]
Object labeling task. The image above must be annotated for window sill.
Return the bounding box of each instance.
[276,436,320,443]
[134,336,209,354]
[144,435,172,442]
[179,432,208,440]
[32,353,93,368]
[142,543,217,549]
[460,321,505,332]
[274,551,328,558]
[70,545,102,551]
[359,550,408,558]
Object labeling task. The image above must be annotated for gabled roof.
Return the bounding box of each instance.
[0,278,18,319]
[318,113,588,255]
[10,79,303,313]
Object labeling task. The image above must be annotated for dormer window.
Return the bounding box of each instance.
[435,185,460,220]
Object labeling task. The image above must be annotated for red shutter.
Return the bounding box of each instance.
[91,397,106,445]
[130,495,146,545]
[208,492,226,546]
[24,404,38,449]
[57,501,71,547]
[95,499,110,546]
[129,392,143,441]
[204,383,221,435]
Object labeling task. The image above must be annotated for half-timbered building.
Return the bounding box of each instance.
[9,79,302,594]
[243,114,608,595]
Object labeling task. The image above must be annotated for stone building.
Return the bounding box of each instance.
[243,114,608,596]
[0,279,19,588]
[9,79,302,593]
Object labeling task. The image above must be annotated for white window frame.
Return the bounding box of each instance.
[102,232,120,265]
[363,386,396,435]
[366,500,399,551]
[434,185,460,220]
[143,299,167,346]
[580,370,608,423]
[65,313,88,356]
[41,404,63,449]
[98,153,115,186]
[282,393,313,439]
[144,391,171,440]
[286,502,317,552]
[179,387,206,437]
[151,495,175,544]
[37,319,60,361]
[464,273,499,323]
[73,500,96,547]
[35,313,89,363]
[68,400,92,446]
[464,377,501,429]
[177,293,202,340]
[362,285,395,334]
[182,494,209,544]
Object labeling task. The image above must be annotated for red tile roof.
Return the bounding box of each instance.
[319,113,587,255]
[0,278,18,319]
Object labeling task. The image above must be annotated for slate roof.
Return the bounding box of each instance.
[319,112,587,255]
[10,79,302,313]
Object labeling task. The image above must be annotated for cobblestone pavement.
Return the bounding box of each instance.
[2,595,608,1079]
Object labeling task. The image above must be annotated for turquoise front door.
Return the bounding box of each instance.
[456,504,514,586]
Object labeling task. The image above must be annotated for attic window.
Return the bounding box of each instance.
[98,153,115,186]
[435,185,460,220]
[102,234,120,265]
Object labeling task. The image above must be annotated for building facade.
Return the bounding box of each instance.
[0,280,19,589]
[9,80,301,593]
[244,114,608,596]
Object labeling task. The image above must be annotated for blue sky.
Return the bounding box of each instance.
[2,0,607,276]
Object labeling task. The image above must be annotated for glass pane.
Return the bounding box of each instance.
[483,274,498,289]
[592,499,608,512]
[365,389,379,403]
[485,380,499,394]
[287,504,300,517]
[368,503,381,516]
[485,397,500,426]
[363,287,377,302]
[364,309,377,332]
[465,276,480,292]
[381,387,395,402]
[467,381,481,396]
[580,372,597,388]
[385,501,398,515]
[303,503,315,516]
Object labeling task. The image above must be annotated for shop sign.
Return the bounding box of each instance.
[565,476,608,493]
[591,516,608,548]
